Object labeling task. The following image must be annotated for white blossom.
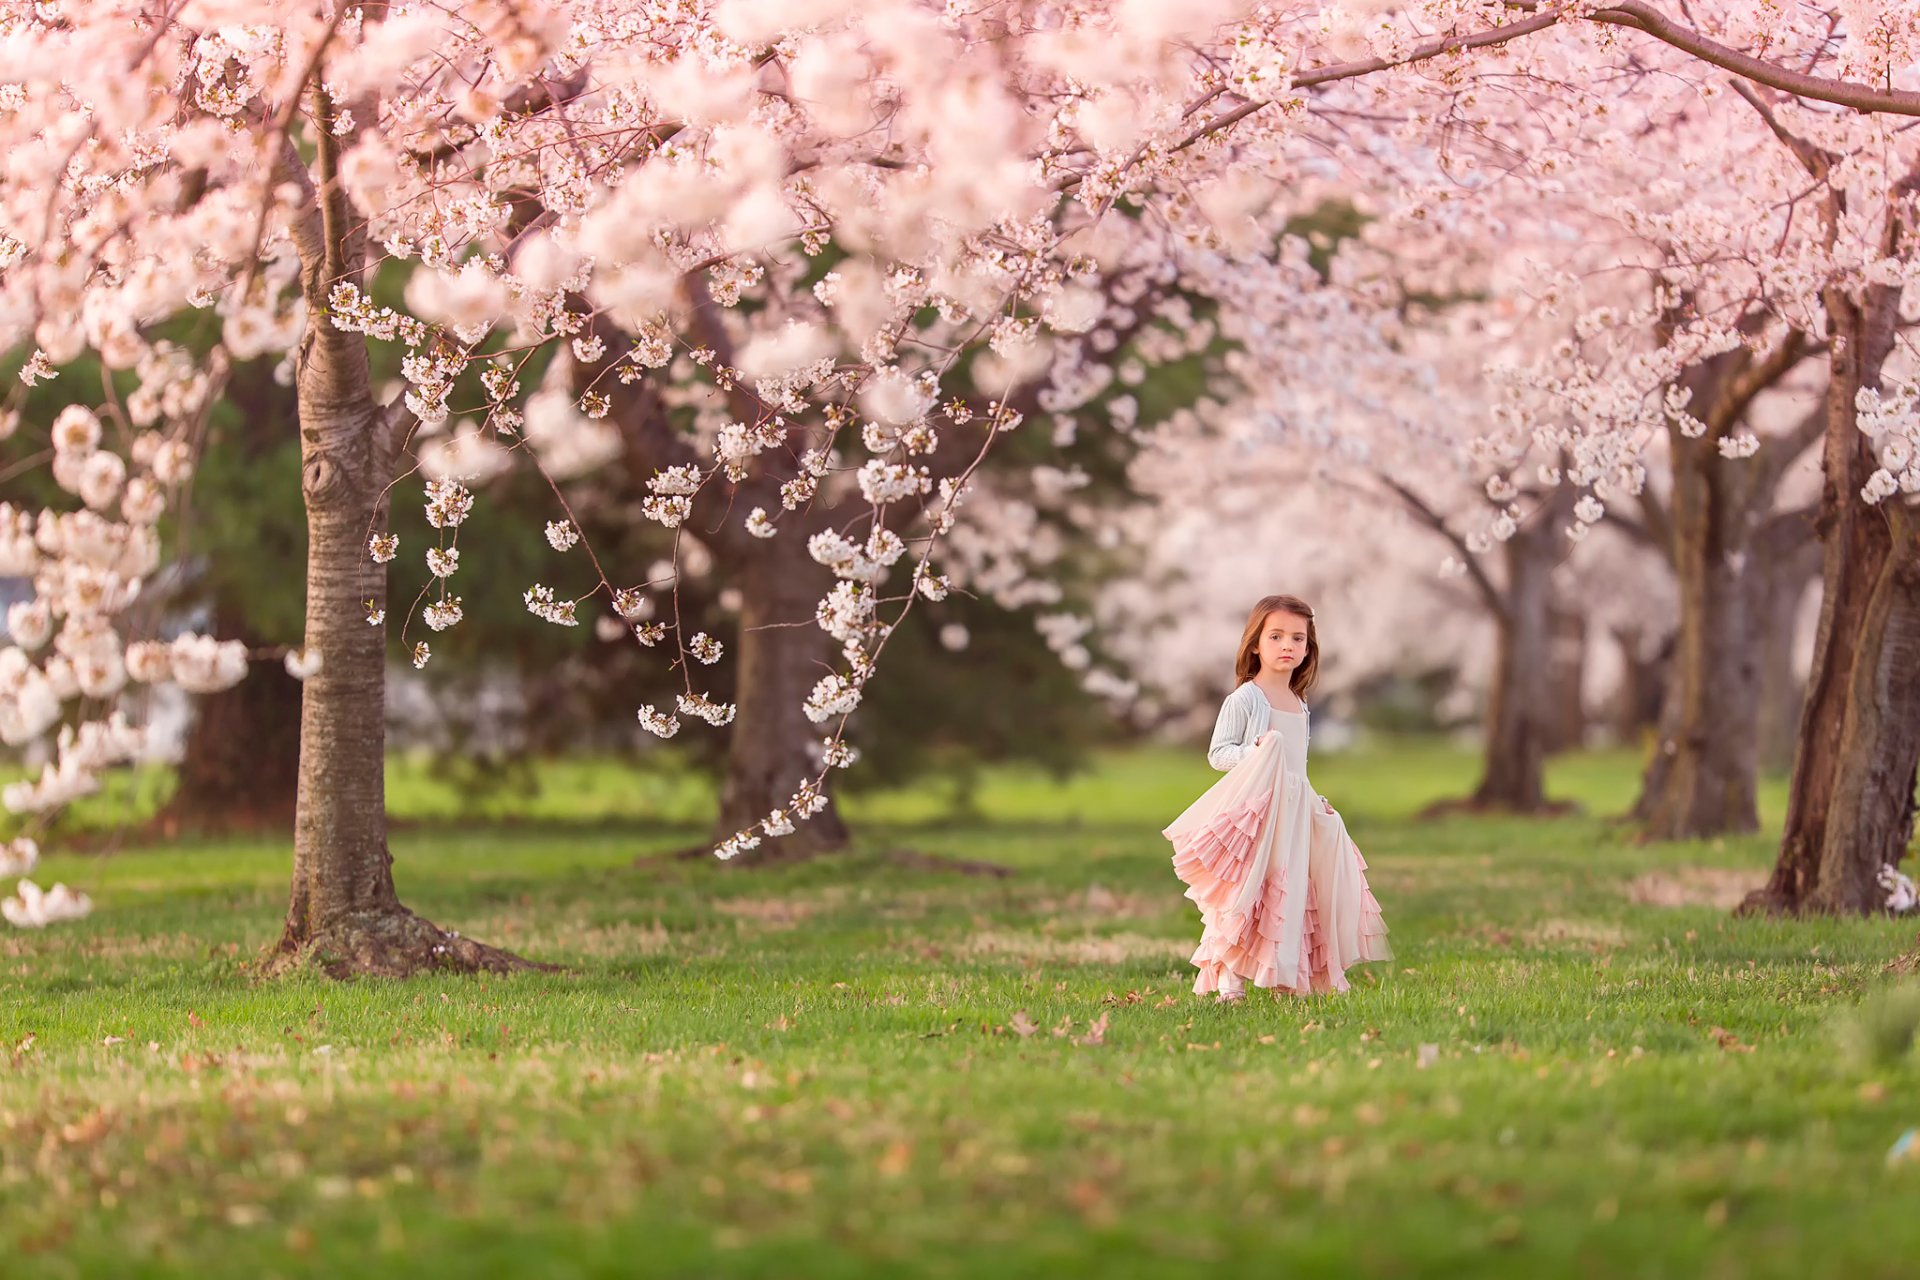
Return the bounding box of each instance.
[637,705,681,738]
[423,597,464,630]
[2,878,91,929]
[525,584,579,626]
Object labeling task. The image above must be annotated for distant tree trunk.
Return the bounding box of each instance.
[712,531,852,861]
[160,363,305,835]
[1610,625,1670,746]
[268,96,529,977]
[1747,279,1920,916]
[1754,522,1821,777]
[1543,604,1588,753]
[1471,503,1566,811]
[1634,425,1764,839]
[1628,318,1817,839]
[1382,477,1570,813]
[596,304,857,866]
[160,606,302,833]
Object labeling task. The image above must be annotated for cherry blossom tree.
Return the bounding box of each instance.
[1287,7,1917,898]
[1398,28,1920,907]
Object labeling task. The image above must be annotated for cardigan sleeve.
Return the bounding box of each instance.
[1205,687,1260,772]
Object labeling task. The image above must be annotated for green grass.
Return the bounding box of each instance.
[2,742,1917,1278]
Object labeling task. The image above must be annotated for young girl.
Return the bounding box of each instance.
[1164,595,1392,1001]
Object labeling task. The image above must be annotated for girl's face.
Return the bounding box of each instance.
[1257,610,1310,676]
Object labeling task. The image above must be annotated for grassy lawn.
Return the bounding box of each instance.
[2,741,1917,1278]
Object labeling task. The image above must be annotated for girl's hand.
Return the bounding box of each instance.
[1321,796,1336,816]
[1254,730,1277,748]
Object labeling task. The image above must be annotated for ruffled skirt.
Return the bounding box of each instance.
[1163,737,1391,996]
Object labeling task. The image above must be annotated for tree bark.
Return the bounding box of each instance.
[1635,424,1763,839]
[1470,504,1565,811]
[1629,320,1817,838]
[1754,520,1820,776]
[1746,280,1920,915]
[1543,604,1588,753]
[712,533,852,861]
[597,299,858,866]
[1610,625,1671,746]
[266,107,530,977]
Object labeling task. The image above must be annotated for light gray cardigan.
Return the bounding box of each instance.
[1206,680,1308,772]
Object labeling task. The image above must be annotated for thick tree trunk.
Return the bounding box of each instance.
[160,606,302,833]
[1810,503,1920,908]
[1747,283,1920,916]
[267,107,530,977]
[1471,511,1563,811]
[713,534,852,862]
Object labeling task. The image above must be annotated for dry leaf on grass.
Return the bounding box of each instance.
[1075,1012,1110,1047]
[1708,1026,1755,1053]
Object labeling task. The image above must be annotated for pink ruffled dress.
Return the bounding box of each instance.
[1164,683,1391,997]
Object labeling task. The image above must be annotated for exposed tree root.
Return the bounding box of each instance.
[263,908,554,979]
[1417,796,1581,821]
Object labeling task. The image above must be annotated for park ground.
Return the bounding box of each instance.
[2,741,1918,1278]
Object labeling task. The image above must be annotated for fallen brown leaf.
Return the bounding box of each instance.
[1708,1026,1755,1053]
[1074,1012,1110,1047]
[877,1141,913,1177]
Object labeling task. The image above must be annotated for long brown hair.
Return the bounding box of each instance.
[1233,594,1319,696]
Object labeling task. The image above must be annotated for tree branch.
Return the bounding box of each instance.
[1577,2,1920,116]
[1635,485,1675,564]
[1752,399,1827,493]
[1378,474,1510,622]
[1726,79,1835,179]
[1708,328,1808,436]
[1151,1,1920,192]
[1603,506,1664,554]
[1754,502,1819,566]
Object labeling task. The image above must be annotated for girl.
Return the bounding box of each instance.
[1164,595,1392,1001]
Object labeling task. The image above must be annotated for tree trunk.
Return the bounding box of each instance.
[158,363,306,834]
[1609,625,1670,746]
[267,103,530,977]
[160,605,302,833]
[1746,282,1920,916]
[1635,427,1763,840]
[593,315,856,866]
[1543,604,1588,753]
[1755,525,1820,777]
[1810,503,1920,908]
[1471,510,1564,811]
[713,533,852,862]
